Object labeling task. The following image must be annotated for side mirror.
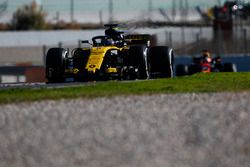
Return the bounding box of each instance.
[81,40,90,44]
[80,40,92,46]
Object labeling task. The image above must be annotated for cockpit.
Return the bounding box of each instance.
[91,24,126,47]
[92,36,114,47]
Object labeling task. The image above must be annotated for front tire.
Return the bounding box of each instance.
[45,48,68,83]
[176,64,189,76]
[188,64,201,75]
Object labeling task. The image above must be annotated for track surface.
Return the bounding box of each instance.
[0,92,250,167]
[0,80,145,90]
[0,82,95,90]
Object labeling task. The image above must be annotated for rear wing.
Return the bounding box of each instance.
[125,34,151,46]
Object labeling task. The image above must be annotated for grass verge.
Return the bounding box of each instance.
[0,72,250,104]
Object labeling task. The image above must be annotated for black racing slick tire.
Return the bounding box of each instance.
[127,46,148,79]
[223,63,237,72]
[148,46,174,78]
[176,64,189,76]
[45,48,68,83]
[188,64,201,75]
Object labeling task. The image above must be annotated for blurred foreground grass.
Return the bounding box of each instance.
[0,72,250,104]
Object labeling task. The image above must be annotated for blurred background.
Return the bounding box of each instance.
[0,0,250,83]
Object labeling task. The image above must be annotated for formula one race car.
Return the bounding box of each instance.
[176,50,237,76]
[45,24,174,83]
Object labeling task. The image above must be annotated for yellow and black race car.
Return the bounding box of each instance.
[45,24,174,83]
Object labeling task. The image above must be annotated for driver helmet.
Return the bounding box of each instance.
[202,49,212,63]
[105,38,114,45]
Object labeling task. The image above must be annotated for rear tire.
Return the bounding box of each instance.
[223,63,237,72]
[148,46,174,78]
[45,48,68,83]
[127,46,148,79]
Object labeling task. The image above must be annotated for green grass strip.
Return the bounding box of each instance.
[1,72,250,104]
